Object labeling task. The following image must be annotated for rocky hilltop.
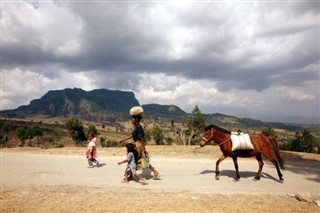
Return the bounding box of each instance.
[1,88,186,122]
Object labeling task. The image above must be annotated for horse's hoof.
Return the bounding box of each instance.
[279,179,284,183]
[233,178,240,182]
[215,176,220,180]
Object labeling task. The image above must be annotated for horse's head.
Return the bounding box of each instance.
[199,125,214,147]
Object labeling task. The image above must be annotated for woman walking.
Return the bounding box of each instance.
[119,106,159,179]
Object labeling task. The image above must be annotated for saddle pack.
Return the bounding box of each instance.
[231,132,254,151]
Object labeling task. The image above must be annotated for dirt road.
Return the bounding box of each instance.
[1,147,319,212]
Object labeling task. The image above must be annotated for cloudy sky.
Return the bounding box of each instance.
[1,0,319,124]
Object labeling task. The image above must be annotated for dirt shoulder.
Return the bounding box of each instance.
[1,146,320,213]
[2,185,319,213]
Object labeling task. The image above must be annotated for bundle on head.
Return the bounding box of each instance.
[130,106,144,116]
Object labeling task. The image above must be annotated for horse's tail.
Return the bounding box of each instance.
[268,136,285,170]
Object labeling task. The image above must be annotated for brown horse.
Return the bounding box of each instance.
[198,124,285,182]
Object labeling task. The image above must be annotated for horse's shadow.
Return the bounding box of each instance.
[200,169,279,182]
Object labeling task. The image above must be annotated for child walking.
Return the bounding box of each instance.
[86,133,99,168]
[118,143,147,185]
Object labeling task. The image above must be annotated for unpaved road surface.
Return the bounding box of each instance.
[1,147,319,212]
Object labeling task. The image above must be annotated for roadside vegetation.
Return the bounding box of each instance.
[1,105,319,154]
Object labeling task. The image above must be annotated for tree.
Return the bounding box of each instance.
[87,123,98,135]
[30,125,44,147]
[262,127,276,137]
[65,117,86,145]
[171,120,185,145]
[16,125,43,147]
[289,129,319,153]
[151,124,164,145]
[0,123,10,148]
[300,130,318,153]
[17,126,28,146]
[53,129,64,148]
[183,105,206,145]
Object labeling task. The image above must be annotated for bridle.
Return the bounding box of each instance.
[200,128,214,147]
[200,128,231,147]
[201,136,210,142]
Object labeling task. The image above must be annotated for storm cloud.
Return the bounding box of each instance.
[1,1,319,124]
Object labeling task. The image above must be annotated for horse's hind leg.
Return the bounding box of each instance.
[254,153,264,181]
[262,152,284,183]
[215,154,227,180]
[232,157,240,181]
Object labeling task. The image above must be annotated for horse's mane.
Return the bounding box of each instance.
[205,124,231,134]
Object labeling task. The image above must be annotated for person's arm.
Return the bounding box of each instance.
[87,141,94,151]
[86,142,93,158]
[117,159,128,165]
[119,135,133,144]
[87,142,91,151]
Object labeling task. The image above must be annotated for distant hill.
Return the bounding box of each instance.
[1,88,186,123]
[142,104,187,120]
[1,88,139,121]
[1,88,318,134]
[205,113,308,133]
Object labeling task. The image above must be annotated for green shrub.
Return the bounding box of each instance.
[100,137,118,147]
[165,137,173,145]
[65,117,86,145]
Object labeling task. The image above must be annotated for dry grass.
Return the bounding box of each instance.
[1,185,319,213]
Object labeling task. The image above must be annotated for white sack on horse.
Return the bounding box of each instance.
[231,132,254,151]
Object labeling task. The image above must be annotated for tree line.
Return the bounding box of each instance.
[1,105,319,154]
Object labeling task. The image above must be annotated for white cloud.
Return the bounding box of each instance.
[1,68,95,110]
[277,86,316,101]
[135,74,256,113]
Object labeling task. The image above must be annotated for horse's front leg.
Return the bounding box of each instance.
[215,154,227,180]
[254,153,264,181]
[232,157,240,181]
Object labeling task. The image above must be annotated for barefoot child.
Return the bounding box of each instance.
[118,143,146,185]
[86,133,99,168]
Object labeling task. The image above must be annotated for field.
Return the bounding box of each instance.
[1,146,320,213]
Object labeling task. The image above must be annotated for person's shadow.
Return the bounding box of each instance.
[96,163,106,168]
[141,169,161,180]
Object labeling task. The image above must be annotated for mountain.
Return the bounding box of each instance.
[142,104,187,120]
[1,88,186,122]
[205,113,308,133]
[1,88,318,133]
[1,88,139,121]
